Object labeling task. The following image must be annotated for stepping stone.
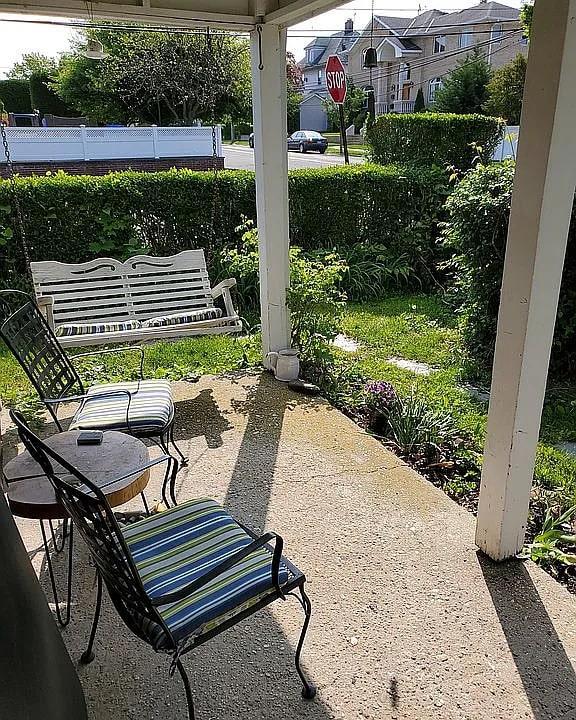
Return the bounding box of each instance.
[332,334,359,352]
[386,357,433,376]
[556,442,576,457]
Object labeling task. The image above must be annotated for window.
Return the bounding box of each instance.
[428,77,443,103]
[433,35,446,53]
[317,69,323,85]
[491,23,504,42]
[459,31,473,48]
[304,76,308,84]
[399,63,411,84]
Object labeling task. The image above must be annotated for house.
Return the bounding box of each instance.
[298,18,358,130]
[347,1,528,115]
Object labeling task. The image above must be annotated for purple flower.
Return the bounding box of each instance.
[365,380,397,411]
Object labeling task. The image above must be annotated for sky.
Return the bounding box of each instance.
[0,0,522,78]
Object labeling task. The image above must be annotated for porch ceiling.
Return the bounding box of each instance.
[0,0,347,29]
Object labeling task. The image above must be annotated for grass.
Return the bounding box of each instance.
[341,295,576,507]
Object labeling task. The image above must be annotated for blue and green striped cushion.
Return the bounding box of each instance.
[141,307,223,328]
[55,319,141,337]
[122,499,289,643]
[70,379,173,434]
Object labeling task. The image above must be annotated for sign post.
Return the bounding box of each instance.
[325,54,349,165]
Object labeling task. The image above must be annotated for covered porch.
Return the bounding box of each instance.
[4,371,576,719]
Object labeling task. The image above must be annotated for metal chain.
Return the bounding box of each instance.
[206,29,221,257]
[1,122,33,280]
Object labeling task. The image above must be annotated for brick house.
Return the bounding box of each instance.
[347,1,528,115]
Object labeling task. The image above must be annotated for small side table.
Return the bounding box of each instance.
[4,430,151,626]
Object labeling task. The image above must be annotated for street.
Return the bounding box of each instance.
[222,144,364,170]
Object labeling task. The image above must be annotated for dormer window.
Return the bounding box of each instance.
[433,35,446,53]
[307,47,322,64]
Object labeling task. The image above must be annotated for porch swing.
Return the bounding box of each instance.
[0,29,242,347]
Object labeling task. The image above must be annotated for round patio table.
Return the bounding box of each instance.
[3,430,150,626]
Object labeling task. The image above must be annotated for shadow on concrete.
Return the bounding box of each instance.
[32,374,337,720]
[479,553,576,720]
[172,388,233,450]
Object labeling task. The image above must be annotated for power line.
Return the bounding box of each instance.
[348,28,521,84]
[289,18,519,34]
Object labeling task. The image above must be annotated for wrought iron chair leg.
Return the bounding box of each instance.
[169,457,178,507]
[175,659,196,720]
[140,491,151,516]
[81,571,103,664]
[49,517,69,553]
[169,425,188,467]
[40,519,74,627]
[294,585,317,700]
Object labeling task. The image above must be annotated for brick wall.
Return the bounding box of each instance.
[0,156,224,178]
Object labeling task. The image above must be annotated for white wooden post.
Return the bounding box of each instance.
[151,124,159,159]
[250,24,291,362]
[80,125,89,161]
[476,0,576,561]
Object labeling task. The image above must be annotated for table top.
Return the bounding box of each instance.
[3,430,150,520]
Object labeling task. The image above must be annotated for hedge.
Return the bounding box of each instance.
[442,160,576,379]
[0,165,447,292]
[0,79,32,114]
[366,113,505,170]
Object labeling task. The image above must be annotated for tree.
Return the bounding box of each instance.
[483,54,526,125]
[520,3,533,38]
[7,53,58,80]
[434,52,491,114]
[54,27,251,125]
[286,52,304,133]
[323,80,367,133]
[414,88,426,112]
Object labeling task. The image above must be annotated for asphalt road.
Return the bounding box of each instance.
[222,144,364,170]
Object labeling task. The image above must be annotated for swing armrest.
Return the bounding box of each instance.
[211,278,236,298]
[36,295,55,330]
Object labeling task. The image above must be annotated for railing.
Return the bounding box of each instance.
[375,100,416,115]
[0,125,223,163]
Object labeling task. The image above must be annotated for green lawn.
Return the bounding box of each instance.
[341,296,576,507]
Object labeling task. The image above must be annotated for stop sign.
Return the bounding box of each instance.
[325,55,347,105]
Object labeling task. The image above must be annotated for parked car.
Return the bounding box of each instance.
[288,131,328,154]
[248,130,328,154]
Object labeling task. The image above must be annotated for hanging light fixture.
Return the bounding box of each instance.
[363,0,378,69]
[82,1,107,60]
[83,38,107,60]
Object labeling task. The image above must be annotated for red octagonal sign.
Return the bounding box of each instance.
[325,55,347,105]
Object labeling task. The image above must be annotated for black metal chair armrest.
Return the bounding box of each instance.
[70,346,145,380]
[151,531,285,607]
[44,388,135,434]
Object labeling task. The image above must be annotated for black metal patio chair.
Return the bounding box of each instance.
[0,289,186,506]
[11,410,316,720]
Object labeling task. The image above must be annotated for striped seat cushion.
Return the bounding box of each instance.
[70,379,173,435]
[122,499,289,644]
[141,307,223,328]
[55,319,141,337]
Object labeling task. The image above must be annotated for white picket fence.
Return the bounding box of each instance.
[0,125,222,163]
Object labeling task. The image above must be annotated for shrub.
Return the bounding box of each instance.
[29,73,77,117]
[433,52,491,115]
[0,79,32,114]
[442,160,576,378]
[0,165,448,294]
[366,113,504,170]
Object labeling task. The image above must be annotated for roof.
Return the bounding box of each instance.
[426,2,520,28]
[300,28,360,68]
[381,36,422,55]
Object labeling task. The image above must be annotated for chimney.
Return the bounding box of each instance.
[344,18,354,34]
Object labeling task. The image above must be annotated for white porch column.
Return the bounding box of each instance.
[476,0,576,561]
[250,24,291,362]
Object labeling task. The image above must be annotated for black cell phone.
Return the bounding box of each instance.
[76,430,104,446]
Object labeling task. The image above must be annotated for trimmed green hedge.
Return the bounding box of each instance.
[0,165,447,293]
[366,112,505,170]
[442,160,576,378]
[0,79,32,114]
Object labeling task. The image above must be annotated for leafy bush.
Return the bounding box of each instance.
[442,160,576,378]
[366,113,505,170]
[29,73,77,117]
[0,165,447,294]
[433,52,491,115]
[221,219,347,352]
[0,79,32,114]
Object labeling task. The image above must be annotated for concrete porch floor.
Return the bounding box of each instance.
[9,370,576,720]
